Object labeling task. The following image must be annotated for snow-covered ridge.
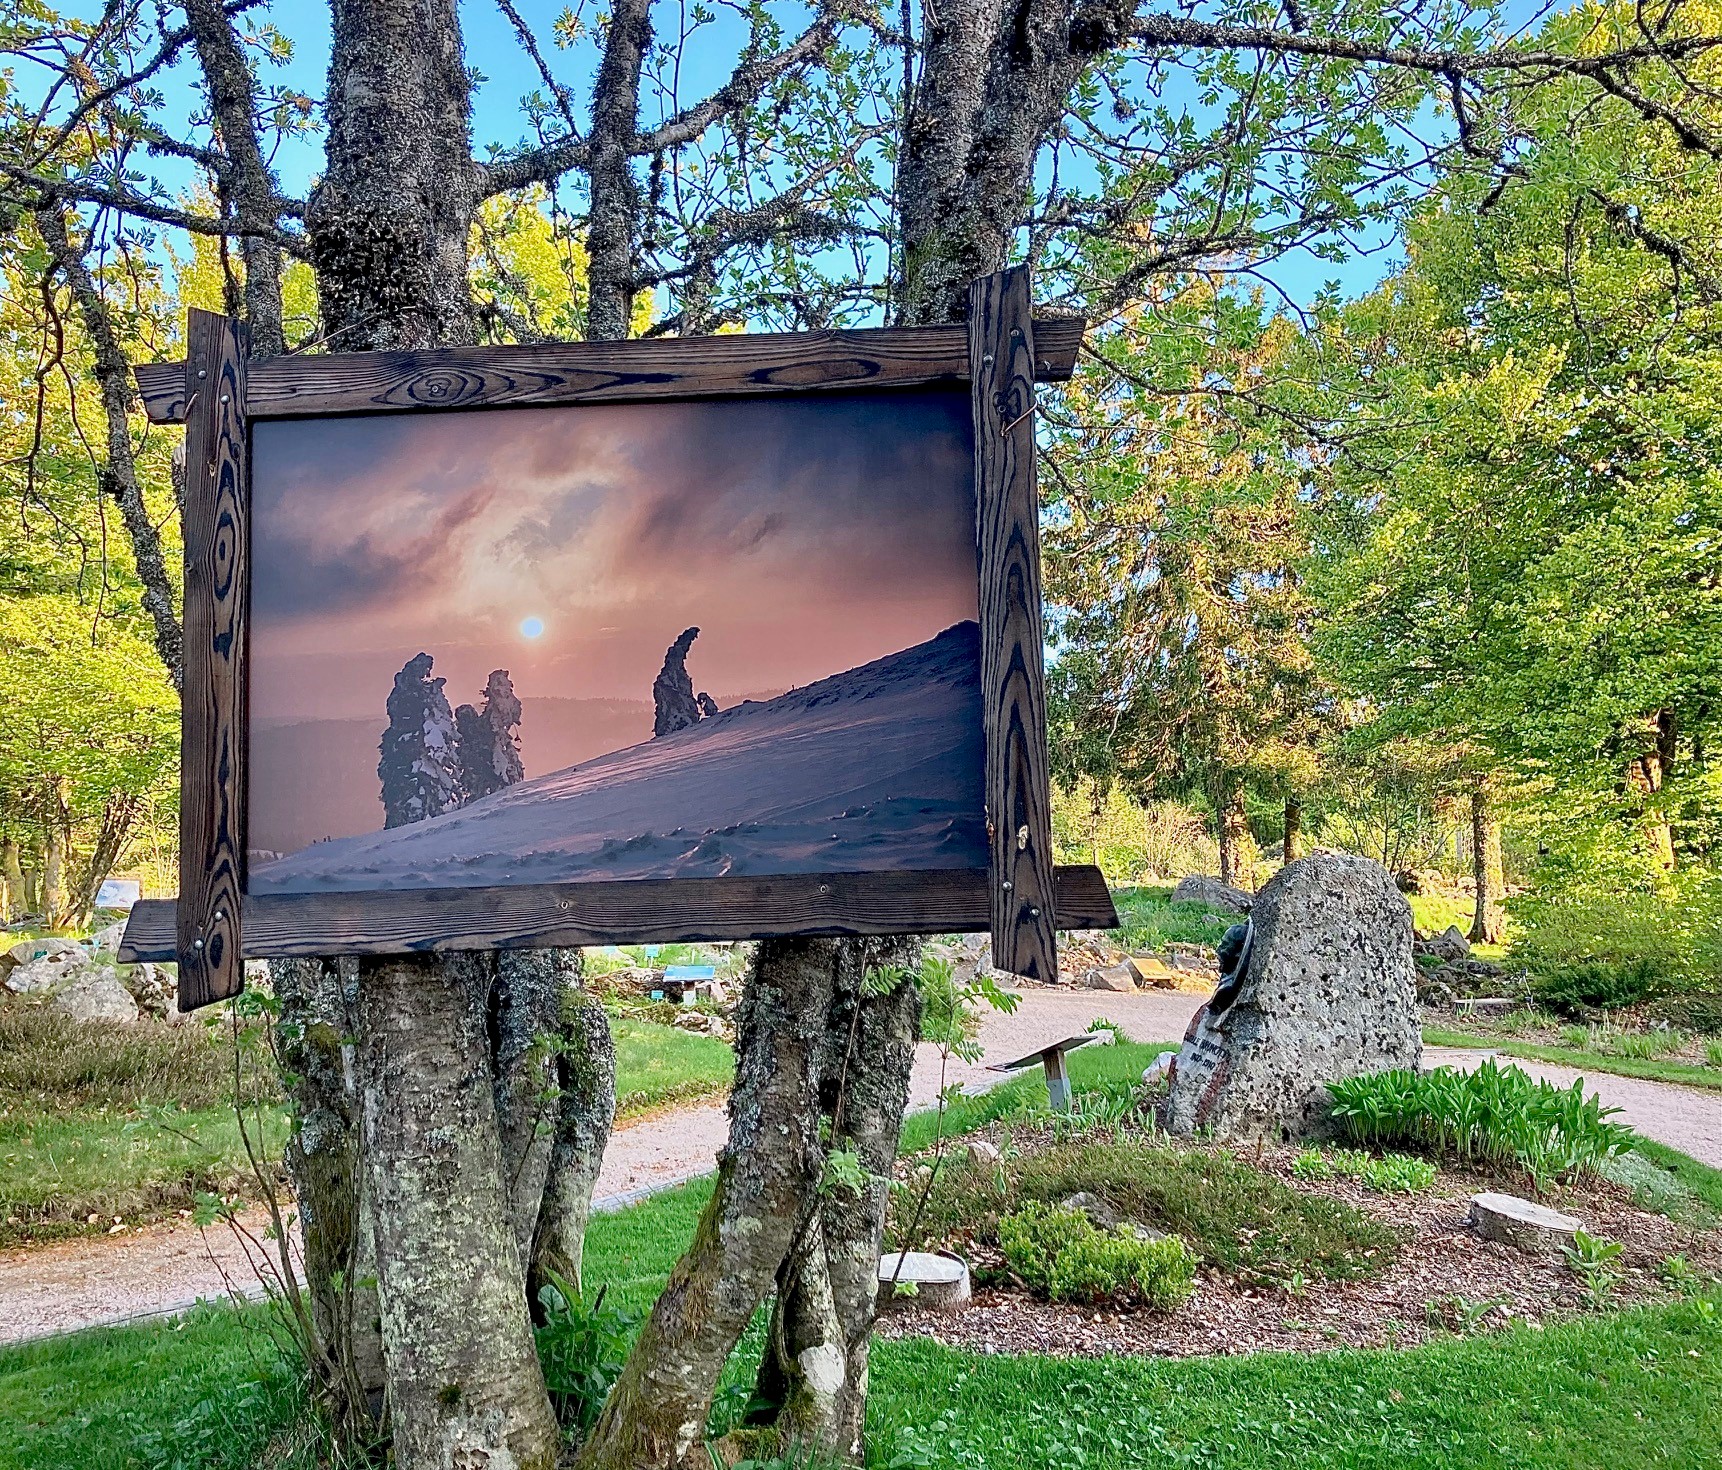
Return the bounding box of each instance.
[250,621,985,893]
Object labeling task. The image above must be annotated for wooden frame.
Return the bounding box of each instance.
[122,274,1115,1007]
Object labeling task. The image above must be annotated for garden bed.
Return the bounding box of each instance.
[879,1122,1722,1361]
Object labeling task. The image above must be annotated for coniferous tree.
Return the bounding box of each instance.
[378,653,462,827]
[456,669,526,803]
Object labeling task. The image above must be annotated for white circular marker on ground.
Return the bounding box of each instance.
[520,616,545,639]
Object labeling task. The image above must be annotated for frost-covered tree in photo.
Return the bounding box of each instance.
[378,653,462,827]
[456,669,526,803]
[652,626,705,737]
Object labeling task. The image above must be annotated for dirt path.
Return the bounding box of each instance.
[1426,1045,1722,1170]
[0,988,1201,1346]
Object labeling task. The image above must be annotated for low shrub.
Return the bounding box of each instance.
[906,1136,1403,1286]
[1327,1060,1634,1190]
[998,1202,1196,1309]
[1708,1041,1722,1070]
[1530,958,1666,1015]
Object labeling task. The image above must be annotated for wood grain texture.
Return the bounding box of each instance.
[117,865,1118,968]
[131,317,1085,424]
[176,309,249,1009]
[970,266,1060,983]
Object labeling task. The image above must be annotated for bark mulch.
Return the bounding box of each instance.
[876,1138,1722,1360]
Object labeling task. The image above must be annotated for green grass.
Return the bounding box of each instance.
[6,1182,1720,1470]
[1109,883,1237,951]
[609,1014,732,1115]
[1424,1027,1722,1092]
[0,1010,732,1246]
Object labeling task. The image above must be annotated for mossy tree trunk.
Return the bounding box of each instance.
[748,949,922,1460]
[1468,785,1506,945]
[356,952,561,1470]
[574,939,846,1470]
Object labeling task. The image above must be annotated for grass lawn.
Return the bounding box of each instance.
[1424,1026,1722,1093]
[6,1173,1719,1470]
[1,1008,731,1247]
[1110,884,1236,951]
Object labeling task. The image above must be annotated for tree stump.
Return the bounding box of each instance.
[1470,1192,1581,1253]
[876,1251,972,1312]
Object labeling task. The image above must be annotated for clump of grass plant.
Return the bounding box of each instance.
[1293,1147,1436,1194]
[1326,1060,1634,1191]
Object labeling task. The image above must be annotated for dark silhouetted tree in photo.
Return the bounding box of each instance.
[456,669,526,803]
[379,653,462,828]
[653,627,705,737]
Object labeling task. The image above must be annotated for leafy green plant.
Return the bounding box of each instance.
[1706,1040,1722,1070]
[1562,1230,1625,1309]
[1292,1148,1333,1181]
[1360,1154,1437,1194]
[1327,1060,1635,1190]
[1658,1254,1702,1296]
[534,1277,638,1438]
[998,1202,1196,1309]
[1424,1293,1511,1334]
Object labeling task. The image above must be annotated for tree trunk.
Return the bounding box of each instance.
[1282,794,1303,866]
[357,952,560,1470]
[1469,786,1506,945]
[1,838,20,921]
[747,948,921,1462]
[41,828,65,928]
[574,939,841,1470]
[530,989,617,1307]
[1215,779,1249,889]
[583,0,654,340]
[1622,709,1677,870]
[272,957,386,1438]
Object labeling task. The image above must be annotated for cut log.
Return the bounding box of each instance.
[876,1251,972,1312]
[1470,1192,1581,1253]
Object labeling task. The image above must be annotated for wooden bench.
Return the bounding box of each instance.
[986,1033,1099,1110]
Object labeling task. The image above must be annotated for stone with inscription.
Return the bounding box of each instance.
[1164,852,1419,1139]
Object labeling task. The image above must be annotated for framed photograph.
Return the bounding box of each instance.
[120,268,1117,1007]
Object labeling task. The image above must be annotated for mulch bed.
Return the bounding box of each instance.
[876,1136,1722,1360]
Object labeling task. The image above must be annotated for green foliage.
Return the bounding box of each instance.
[1327,1061,1635,1190]
[914,1135,1402,1288]
[997,1201,1196,1309]
[1050,781,1219,884]
[1294,1146,1437,1194]
[533,1277,638,1438]
[1512,880,1722,1016]
[1562,1230,1626,1310]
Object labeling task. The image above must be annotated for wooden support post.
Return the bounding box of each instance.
[176,309,250,1009]
[1042,1046,1073,1111]
[969,266,1058,982]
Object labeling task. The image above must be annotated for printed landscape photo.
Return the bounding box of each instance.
[245,389,985,893]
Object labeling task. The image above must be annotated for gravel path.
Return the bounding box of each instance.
[0,987,1202,1346]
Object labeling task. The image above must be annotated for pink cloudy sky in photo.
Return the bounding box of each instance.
[248,389,979,724]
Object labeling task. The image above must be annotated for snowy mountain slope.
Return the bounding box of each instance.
[250,622,986,893]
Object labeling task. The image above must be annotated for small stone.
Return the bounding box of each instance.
[50,968,140,1024]
[1470,1193,1581,1253]
[1085,962,1138,993]
[1169,875,1253,913]
[1419,925,1471,963]
[965,1140,1001,1168]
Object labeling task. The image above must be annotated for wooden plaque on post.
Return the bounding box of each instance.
[125,290,1110,1002]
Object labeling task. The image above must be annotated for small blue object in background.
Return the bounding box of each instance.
[664,965,717,981]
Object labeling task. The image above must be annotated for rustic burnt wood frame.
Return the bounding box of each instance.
[122,274,1115,1007]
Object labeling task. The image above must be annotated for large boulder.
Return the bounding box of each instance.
[1165,853,1419,1139]
[1169,875,1253,914]
[4,944,92,995]
[51,967,140,1024]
